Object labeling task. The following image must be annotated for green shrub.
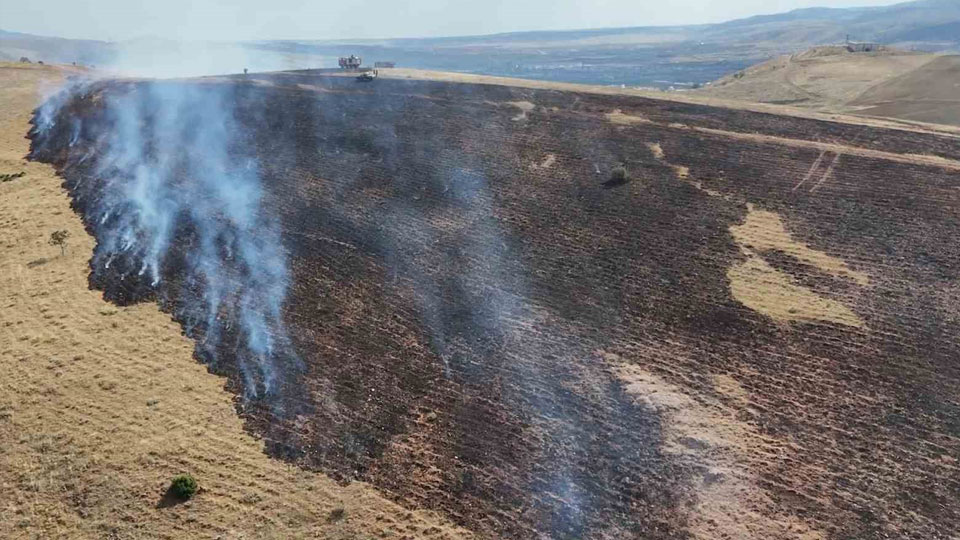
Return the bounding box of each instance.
[49,229,70,255]
[610,166,628,183]
[170,474,198,499]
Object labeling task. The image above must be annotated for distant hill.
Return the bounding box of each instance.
[705,0,960,44]
[0,30,112,65]
[850,54,960,125]
[3,0,960,83]
[244,0,960,86]
[691,45,960,127]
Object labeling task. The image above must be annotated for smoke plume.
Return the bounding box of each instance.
[31,78,300,400]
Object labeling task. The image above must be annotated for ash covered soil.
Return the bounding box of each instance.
[30,70,960,539]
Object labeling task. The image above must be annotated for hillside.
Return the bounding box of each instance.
[0,62,468,540]
[692,47,936,107]
[691,46,960,127]
[850,54,960,125]
[20,65,960,538]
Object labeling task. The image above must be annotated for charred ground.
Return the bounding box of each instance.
[29,71,960,539]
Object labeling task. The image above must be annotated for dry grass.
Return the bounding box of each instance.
[730,207,869,286]
[0,62,470,540]
[529,153,556,170]
[604,108,960,171]
[727,204,866,327]
[694,48,938,112]
[381,67,960,136]
[607,109,651,126]
[640,136,866,328]
[645,142,665,159]
[727,253,864,327]
[690,125,960,171]
[646,141,690,179]
[506,100,535,121]
[607,355,824,540]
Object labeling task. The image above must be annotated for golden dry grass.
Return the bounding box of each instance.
[380,67,960,136]
[694,48,939,112]
[607,355,824,540]
[645,142,665,159]
[727,254,864,327]
[731,207,869,287]
[726,204,867,327]
[607,109,652,126]
[641,138,866,328]
[0,62,470,540]
[506,100,536,121]
[605,109,960,171]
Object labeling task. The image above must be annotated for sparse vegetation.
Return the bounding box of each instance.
[611,166,628,183]
[601,165,631,188]
[328,506,346,523]
[1,171,25,182]
[49,229,70,255]
[170,474,198,499]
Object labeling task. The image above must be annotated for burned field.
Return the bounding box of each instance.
[29,72,960,539]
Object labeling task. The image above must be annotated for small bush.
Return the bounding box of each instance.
[327,506,346,523]
[169,474,198,499]
[611,166,628,183]
[49,230,70,255]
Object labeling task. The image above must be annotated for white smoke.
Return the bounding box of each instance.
[35,79,300,399]
[101,39,336,78]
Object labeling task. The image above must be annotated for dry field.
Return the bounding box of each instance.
[850,55,960,126]
[692,47,960,128]
[0,63,469,540]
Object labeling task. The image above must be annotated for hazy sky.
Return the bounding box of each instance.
[2,0,903,42]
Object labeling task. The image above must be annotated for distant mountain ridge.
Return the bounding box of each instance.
[3,0,959,83]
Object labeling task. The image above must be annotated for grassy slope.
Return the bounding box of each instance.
[691,47,960,127]
[0,62,468,540]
